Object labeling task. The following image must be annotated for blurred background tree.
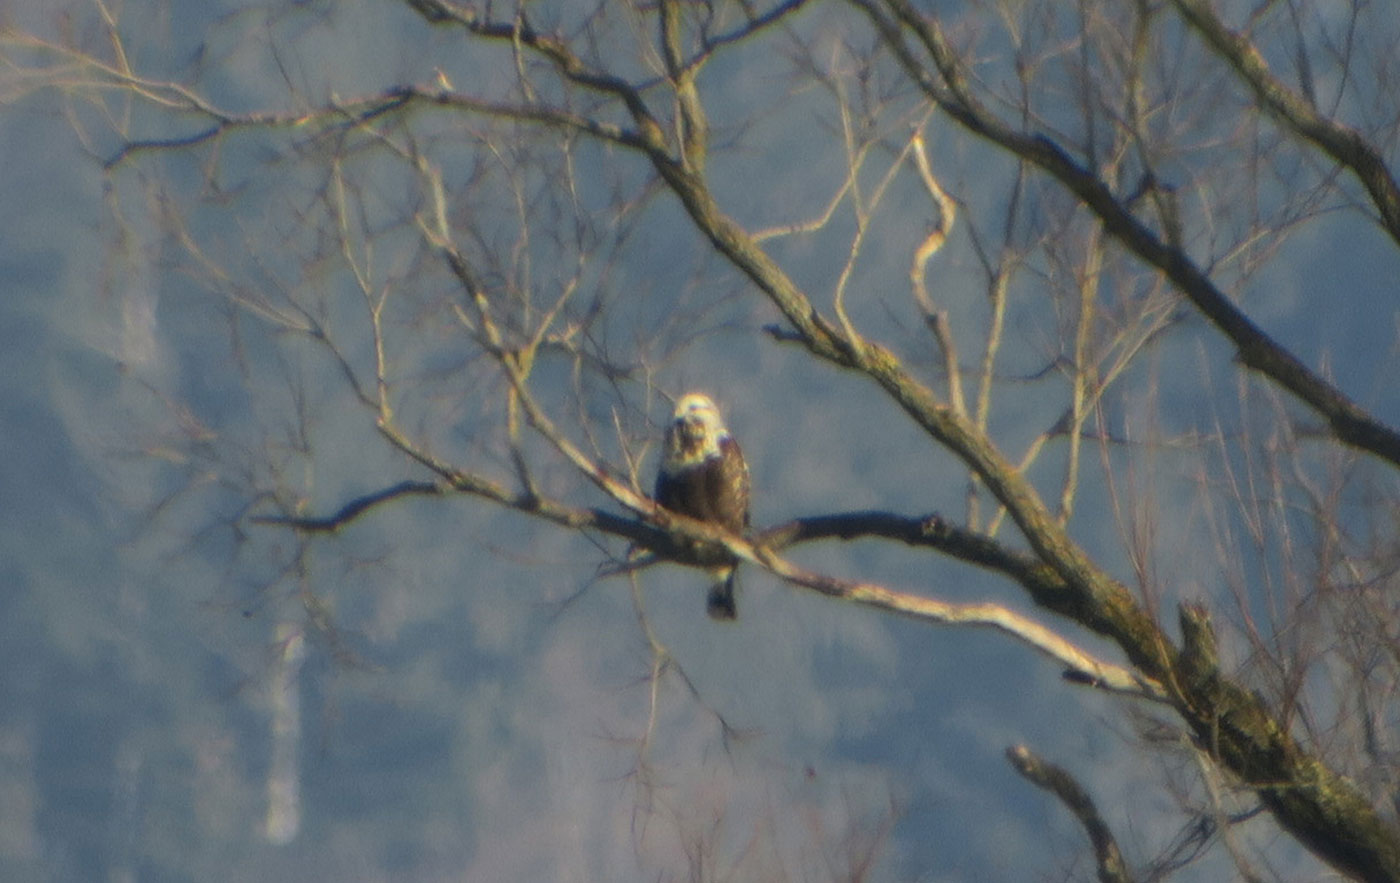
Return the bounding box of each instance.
[4,0,1400,879]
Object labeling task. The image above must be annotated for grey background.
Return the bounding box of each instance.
[3,1,1397,880]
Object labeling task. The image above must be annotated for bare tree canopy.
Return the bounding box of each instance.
[5,0,1400,879]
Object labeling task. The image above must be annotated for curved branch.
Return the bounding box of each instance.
[1007,745,1135,883]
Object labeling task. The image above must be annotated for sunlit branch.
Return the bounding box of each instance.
[909,130,964,415]
[660,0,708,171]
[1060,230,1103,525]
[831,112,913,359]
[326,159,393,419]
[752,173,856,242]
[637,49,1162,678]
[860,0,1400,475]
[966,252,1013,532]
[433,437,686,558]
[759,511,1162,700]
[973,261,1011,444]
[256,470,1165,702]
[382,85,647,149]
[477,288,1178,699]
[846,4,1400,878]
[750,543,1167,702]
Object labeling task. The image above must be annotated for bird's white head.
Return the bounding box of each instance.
[664,393,728,469]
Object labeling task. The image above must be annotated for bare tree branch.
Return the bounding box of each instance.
[1006,744,1135,883]
[255,477,1166,702]
[1170,0,1400,247]
[24,1,1400,877]
[858,0,1400,475]
[250,480,446,533]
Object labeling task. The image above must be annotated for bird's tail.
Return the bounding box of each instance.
[707,567,738,621]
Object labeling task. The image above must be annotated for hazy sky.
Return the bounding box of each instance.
[5,1,1399,880]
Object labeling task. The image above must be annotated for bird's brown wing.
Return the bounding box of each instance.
[655,435,747,534]
[713,435,750,534]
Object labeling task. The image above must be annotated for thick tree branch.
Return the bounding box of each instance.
[377,421,673,550]
[401,7,1400,874]
[466,340,1167,700]
[256,496,1103,676]
[1170,0,1400,248]
[638,99,1164,669]
[841,4,1400,880]
[660,0,708,171]
[312,6,1400,878]
[755,544,1165,701]
[254,474,1164,701]
[860,0,1400,475]
[759,511,1076,607]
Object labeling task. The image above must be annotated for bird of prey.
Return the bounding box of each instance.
[654,393,751,620]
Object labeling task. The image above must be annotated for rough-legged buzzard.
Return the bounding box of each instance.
[655,393,750,620]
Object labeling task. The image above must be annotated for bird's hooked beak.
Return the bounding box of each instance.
[675,413,706,442]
